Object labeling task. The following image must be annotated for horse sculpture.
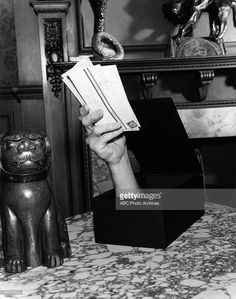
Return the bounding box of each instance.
[163,0,236,42]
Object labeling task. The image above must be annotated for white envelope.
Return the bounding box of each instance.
[62,58,140,131]
[62,57,93,105]
[85,65,140,130]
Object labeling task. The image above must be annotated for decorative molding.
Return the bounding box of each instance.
[30,1,71,14]
[55,55,236,73]
[198,70,215,102]
[0,86,43,101]
[115,56,236,73]
[30,1,71,97]
[175,98,236,109]
[44,19,64,97]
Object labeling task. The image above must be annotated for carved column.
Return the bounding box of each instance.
[30,1,90,216]
[30,1,70,95]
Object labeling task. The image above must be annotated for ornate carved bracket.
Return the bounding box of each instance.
[30,1,71,97]
[141,73,158,99]
[197,70,214,101]
[30,1,71,14]
[44,19,64,97]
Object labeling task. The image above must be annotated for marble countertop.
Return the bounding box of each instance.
[1,202,236,299]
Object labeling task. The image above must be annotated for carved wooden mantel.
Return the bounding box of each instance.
[54,55,236,104]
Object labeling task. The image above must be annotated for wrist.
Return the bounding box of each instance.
[107,147,129,172]
[108,149,139,191]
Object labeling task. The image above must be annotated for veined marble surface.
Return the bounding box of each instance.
[1,202,236,299]
[178,106,236,138]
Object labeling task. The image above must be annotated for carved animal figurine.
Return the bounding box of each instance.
[89,0,124,60]
[0,129,71,273]
[163,0,236,42]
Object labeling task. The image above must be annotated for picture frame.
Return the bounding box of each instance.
[76,0,174,59]
[76,0,236,59]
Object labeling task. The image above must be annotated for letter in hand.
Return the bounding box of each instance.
[79,105,126,166]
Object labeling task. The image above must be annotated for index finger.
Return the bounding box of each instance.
[79,105,90,118]
[81,109,103,127]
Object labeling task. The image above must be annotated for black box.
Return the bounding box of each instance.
[92,98,205,249]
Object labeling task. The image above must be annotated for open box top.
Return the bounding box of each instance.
[126,98,202,177]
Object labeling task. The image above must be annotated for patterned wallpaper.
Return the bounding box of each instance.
[0,0,18,87]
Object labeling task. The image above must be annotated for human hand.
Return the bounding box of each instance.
[79,105,126,166]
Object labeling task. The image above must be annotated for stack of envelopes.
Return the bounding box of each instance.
[62,57,140,131]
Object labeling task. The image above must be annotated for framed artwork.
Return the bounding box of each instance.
[77,0,175,58]
[76,0,236,59]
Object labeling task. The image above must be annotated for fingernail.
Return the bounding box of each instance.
[96,110,103,117]
[81,105,88,114]
[115,122,122,129]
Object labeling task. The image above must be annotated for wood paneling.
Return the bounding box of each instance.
[0,86,44,133]
[0,94,21,132]
[13,0,42,85]
[0,111,15,133]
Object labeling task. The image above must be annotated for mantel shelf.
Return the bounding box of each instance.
[53,55,236,102]
[54,55,236,73]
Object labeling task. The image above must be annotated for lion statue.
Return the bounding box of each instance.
[163,0,236,42]
[0,129,71,273]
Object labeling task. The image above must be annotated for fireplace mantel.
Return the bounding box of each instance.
[53,55,236,106]
[55,55,236,73]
